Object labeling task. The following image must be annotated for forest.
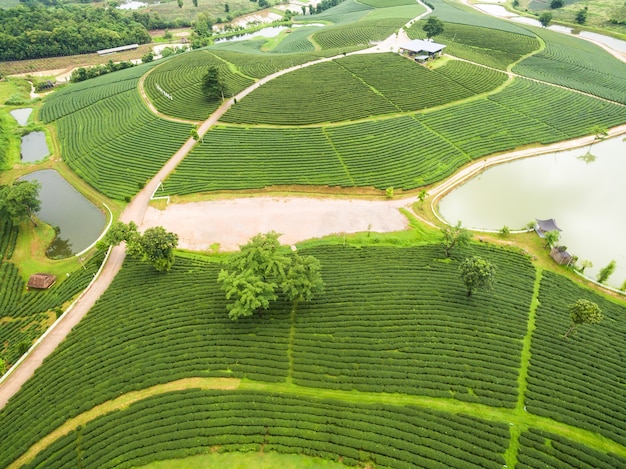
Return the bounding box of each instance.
[0,4,161,60]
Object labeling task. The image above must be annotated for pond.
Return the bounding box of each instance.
[21,132,49,163]
[20,170,106,259]
[214,26,288,43]
[10,108,33,126]
[438,136,626,288]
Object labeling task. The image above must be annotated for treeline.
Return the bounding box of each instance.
[0,5,161,61]
[70,60,137,83]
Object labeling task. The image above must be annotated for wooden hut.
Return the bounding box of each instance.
[550,247,573,266]
[27,273,57,289]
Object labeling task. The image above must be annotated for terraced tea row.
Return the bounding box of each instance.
[144,51,256,121]
[40,62,158,123]
[0,251,104,368]
[419,23,541,70]
[513,27,626,104]
[23,389,511,469]
[517,428,626,469]
[54,89,190,200]
[292,245,535,407]
[526,272,626,447]
[166,78,626,195]
[221,54,507,125]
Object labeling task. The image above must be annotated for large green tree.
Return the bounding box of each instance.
[441,221,472,258]
[459,256,496,297]
[98,221,178,272]
[201,66,227,101]
[539,12,552,27]
[422,16,444,38]
[218,232,324,320]
[564,299,602,338]
[0,180,41,227]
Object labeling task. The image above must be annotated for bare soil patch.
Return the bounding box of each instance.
[141,196,409,251]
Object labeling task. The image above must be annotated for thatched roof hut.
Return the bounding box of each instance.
[27,273,57,289]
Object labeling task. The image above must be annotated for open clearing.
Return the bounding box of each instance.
[141,197,409,251]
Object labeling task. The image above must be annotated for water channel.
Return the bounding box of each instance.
[21,132,49,163]
[438,136,626,288]
[21,170,106,259]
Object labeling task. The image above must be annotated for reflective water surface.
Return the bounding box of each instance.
[438,137,626,288]
[21,170,106,258]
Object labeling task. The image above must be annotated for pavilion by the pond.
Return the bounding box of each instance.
[534,218,562,238]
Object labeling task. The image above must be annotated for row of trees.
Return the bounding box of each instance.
[0,5,152,61]
[70,60,136,83]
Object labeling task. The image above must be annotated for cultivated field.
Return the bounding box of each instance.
[1,246,625,468]
[2,0,626,467]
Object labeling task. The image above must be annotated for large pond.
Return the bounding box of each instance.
[21,170,106,259]
[21,132,49,163]
[438,136,626,288]
[10,108,33,126]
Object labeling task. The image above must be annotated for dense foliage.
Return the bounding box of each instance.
[0,5,151,61]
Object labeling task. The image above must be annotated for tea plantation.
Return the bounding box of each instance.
[5,0,626,467]
[1,245,625,468]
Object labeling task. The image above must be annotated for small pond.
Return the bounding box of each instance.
[214,26,288,43]
[117,1,147,10]
[21,170,106,259]
[21,132,49,163]
[10,108,33,126]
[438,136,626,288]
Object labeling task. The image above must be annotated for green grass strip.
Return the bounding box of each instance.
[503,267,543,468]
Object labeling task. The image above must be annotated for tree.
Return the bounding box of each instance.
[597,260,616,283]
[441,221,472,258]
[192,0,197,6]
[550,0,563,8]
[575,6,588,24]
[138,226,178,272]
[98,221,178,272]
[578,259,593,273]
[539,12,552,27]
[418,190,428,204]
[282,253,324,301]
[0,180,41,227]
[422,16,444,38]
[217,232,324,320]
[177,0,183,8]
[459,256,496,297]
[141,52,154,63]
[543,229,560,248]
[564,299,602,338]
[201,66,227,101]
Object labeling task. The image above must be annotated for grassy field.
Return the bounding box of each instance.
[517,0,626,36]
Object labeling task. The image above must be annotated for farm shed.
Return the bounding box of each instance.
[27,273,57,289]
[400,39,446,59]
[534,218,561,238]
[97,44,139,56]
[550,247,573,266]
